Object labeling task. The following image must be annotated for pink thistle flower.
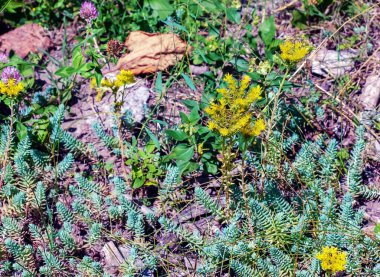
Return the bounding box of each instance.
[80,1,98,24]
[1,66,22,84]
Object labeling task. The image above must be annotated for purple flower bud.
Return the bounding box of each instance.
[0,53,9,63]
[80,1,98,23]
[1,66,22,84]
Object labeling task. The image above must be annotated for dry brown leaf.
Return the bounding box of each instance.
[116,31,189,75]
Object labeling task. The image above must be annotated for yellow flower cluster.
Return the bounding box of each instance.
[0,79,24,97]
[91,70,135,101]
[205,74,265,137]
[316,246,347,274]
[114,69,135,88]
[91,70,135,90]
[241,118,266,137]
[279,39,310,64]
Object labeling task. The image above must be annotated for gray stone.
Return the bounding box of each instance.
[312,48,357,78]
[360,74,380,110]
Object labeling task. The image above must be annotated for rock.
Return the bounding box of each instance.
[361,111,380,161]
[119,85,150,123]
[102,241,125,268]
[0,24,51,58]
[366,137,380,162]
[359,74,380,110]
[311,48,357,78]
[363,200,380,223]
[101,73,150,124]
[61,80,150,163]
[189,65,209,75]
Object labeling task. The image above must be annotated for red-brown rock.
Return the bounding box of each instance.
[0,23,51,58]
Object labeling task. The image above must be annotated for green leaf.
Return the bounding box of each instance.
[16,122,28,140]
[374,223,380,235]
[259,16,276,47]
[181,73,196,91]
[155,71,163,95]
[133,178,145,189]
[162,18,188,33]
[178,161,199,174]
[230,57,249,72]
[146,0,174,20]
[55,66,76,78]
[188,107,200,124]
[179,112,189,124]
[166,130,188,141]
[0,0,11,13]
[145,128,160,150]
[170,144,194,162]
[182,99,199,110]
[291,10,307,29]
[227,7,241,24]
[72,47,85,69]
[205,162,218,174]
[4,0,23,13]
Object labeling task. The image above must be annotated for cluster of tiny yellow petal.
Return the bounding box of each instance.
[279,39,311,64]
[91,70,135,91]
[0,79,24,97]
[114,70,135,88]
[316,246,347,274]
[241,118,266,137]
[205,74,265,137]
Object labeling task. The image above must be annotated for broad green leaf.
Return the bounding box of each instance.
[72,47,85,69]
[16,122,27,140]
[205,162,218,174]
[259,16,276,47]
[230,57,249,72]
[292,10,307,29]
[170,144,194,162]
[227,7,241,24]
[178,161,199,174]
[182,99,199,110]
[166,130,188,141]
[146,0,174,20]
[188,107,200,124]
[55,66,76,78]
[133,177,145,189]
[179,112,189,124]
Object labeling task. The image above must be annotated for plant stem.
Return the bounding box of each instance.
[241,140,254,235]
[113,91,129,183]
[221,137,233,217]
[260,68,289,194]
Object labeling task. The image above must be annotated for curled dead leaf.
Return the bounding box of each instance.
[116,31,190,75]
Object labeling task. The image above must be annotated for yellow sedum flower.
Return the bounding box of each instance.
[205,74,264,137]
[0,79,24,97]
[242,118,266,137]
[279,39,311,64]
[101,78,114,88]
[316,246,347,274]
[90,77,97,89]
[92,70,135,92]
[115,70,135,88]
